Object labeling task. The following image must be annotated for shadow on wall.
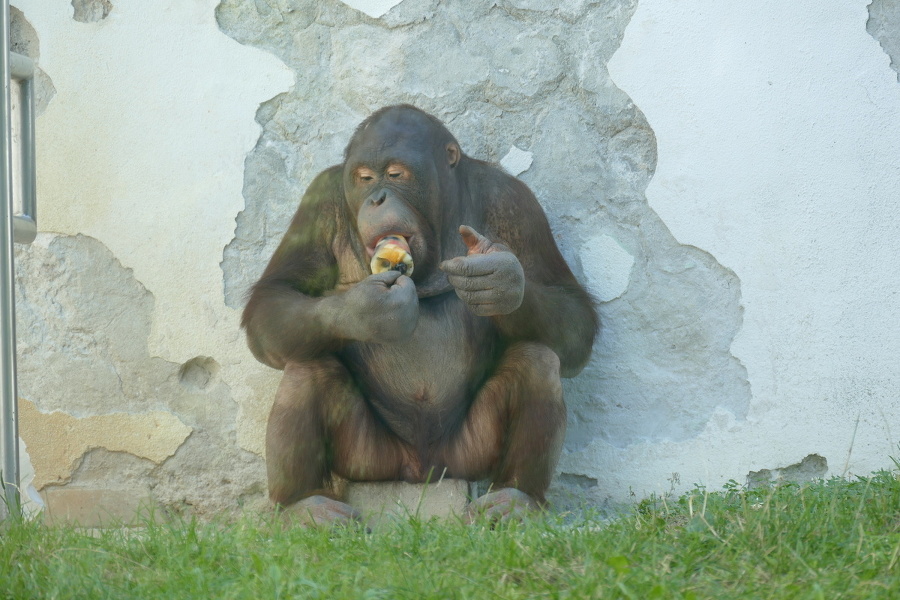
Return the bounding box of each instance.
[217,0,751,464]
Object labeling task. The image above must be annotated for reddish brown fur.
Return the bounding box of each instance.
[243,106,598,510]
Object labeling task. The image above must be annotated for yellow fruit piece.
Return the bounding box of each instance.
[370,237,414,276]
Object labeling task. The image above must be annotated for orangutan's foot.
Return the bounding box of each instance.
[465,488,540,524]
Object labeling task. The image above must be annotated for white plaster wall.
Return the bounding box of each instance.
[12,0,293,365]
[11,0,293,515]
[8,0,900,515]
[606,0,900,494]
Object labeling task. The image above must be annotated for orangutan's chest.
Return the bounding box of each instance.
[340,296,495,417]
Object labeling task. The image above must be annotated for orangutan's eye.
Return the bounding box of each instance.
[356,167,377,183]
[386,165,409,180]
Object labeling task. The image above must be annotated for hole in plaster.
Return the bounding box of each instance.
[72,0,113,23]
[178,356,220,391]
[746,454,828,489]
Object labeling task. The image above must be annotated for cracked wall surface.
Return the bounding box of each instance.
[606,0,900,499]
[217,0,749,507]
[14,233,267,515]
[19,398,191,489]
[10,0,289,518]
[8,0,900,518]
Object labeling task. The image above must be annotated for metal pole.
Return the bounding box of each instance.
[0,0,20,517]
[11,51,36,245]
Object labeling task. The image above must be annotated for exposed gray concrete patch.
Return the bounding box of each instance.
[71,0,113,23]
[15,234,266,517]
[491,31,563,97]
[217,0,750,504]
[15,234,154,416]
[64,448,158,491]
[9,7,38,56]
[150,430,268,517]
[9,7,56,116]
[580,235,634,302]
[747,454,829,489]
[868,0,900,81]
[499,0,599,24]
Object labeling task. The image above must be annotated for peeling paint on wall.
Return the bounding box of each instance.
[605,0,900,504]
[19,397,192,489]
[9,0,288,517]
[10,7,56,116]
[11,0,899,517]
[747,454,829,489]
[12,0,293,362]
[868,0,900,81]
[71,0,112,23]
[15,234,156,417]
[14,233,268,516]
[218,0,751,507]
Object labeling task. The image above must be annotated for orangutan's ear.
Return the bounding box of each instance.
[447,143,461,168]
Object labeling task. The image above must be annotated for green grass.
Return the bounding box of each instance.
[2,470,900,599]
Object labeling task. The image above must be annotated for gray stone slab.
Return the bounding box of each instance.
[345,479,473,526]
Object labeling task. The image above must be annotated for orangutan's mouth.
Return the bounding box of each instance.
[366,233,412,258]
